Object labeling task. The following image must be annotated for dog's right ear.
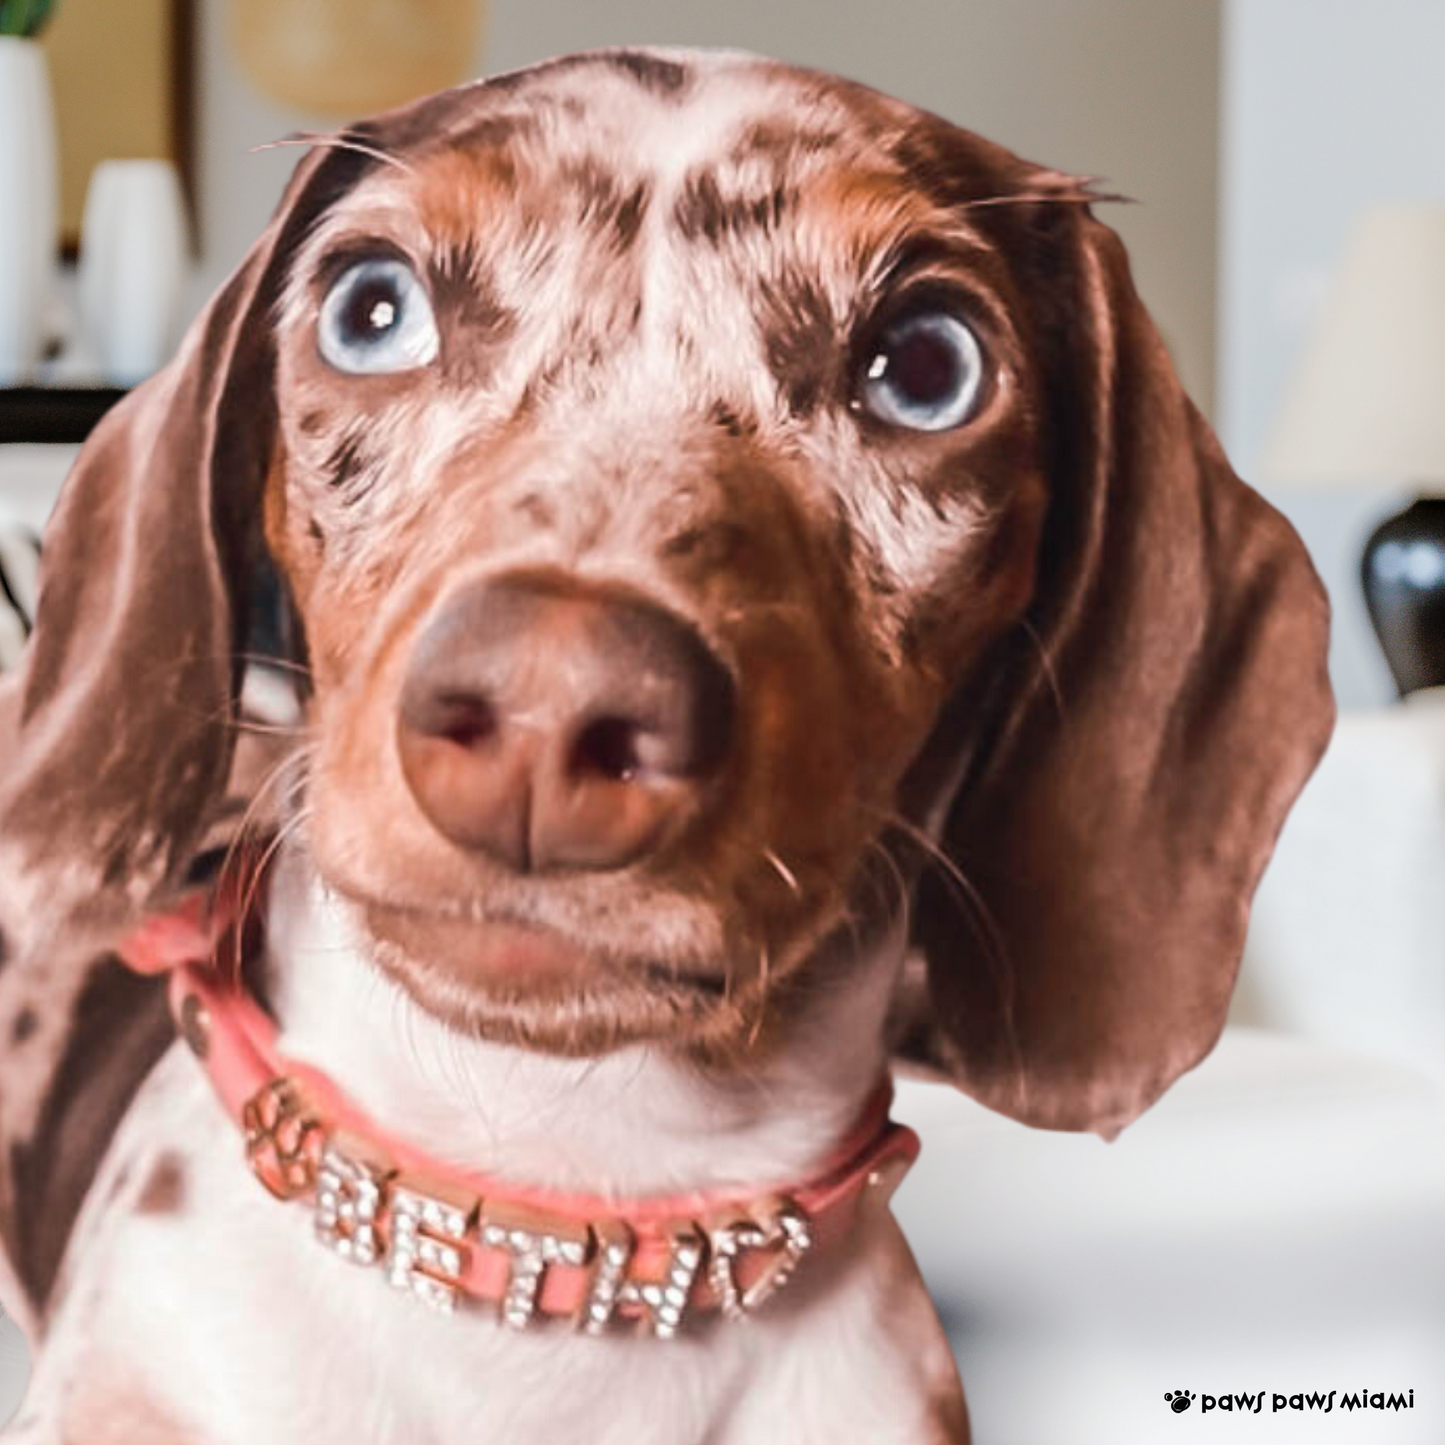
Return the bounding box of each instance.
[0,143,374,963]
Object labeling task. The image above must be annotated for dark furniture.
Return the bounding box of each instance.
[0,388,127,446]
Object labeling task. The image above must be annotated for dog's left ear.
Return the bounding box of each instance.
[0,141,375,964]
[896,189,1335,1139]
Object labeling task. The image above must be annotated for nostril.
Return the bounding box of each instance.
[570,715,645,781]
[438,694,496,750]
[403,689,498,751]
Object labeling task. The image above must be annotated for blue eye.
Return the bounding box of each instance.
[859,309,984,431]
[318,258,439,374]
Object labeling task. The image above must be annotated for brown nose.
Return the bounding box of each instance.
[396,572,736,872]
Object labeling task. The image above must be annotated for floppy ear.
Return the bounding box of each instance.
[897,199,1335,1138]
[0,143,373,964]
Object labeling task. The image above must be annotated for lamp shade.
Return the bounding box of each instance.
[230,0,486,117]
[1263,206,1445,488]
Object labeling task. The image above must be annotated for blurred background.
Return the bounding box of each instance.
[6,0,1442,706]
[1,1,1443,1441]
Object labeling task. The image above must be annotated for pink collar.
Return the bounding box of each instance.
[118,865,920,1338]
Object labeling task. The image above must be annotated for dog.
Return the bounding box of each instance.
[0,46,1333,1443]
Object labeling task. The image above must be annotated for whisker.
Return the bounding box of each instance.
[249,131,415,175]
[219,797,312,982]
[220,745,307,859]
[239,808,311,924]
[872,808,1008,969]
[746,941,772,1050]
[866,804,1027,1097]
[226,716,307,740]
[861,833,910,939]
[233,652,314,683]
[216,744,311,904]
[1018,617,1066,721]
[838,887,868,959]
[762,848,801,899]
[115,651,309,736]
[959,181,1132,211]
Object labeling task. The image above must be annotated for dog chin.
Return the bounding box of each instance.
[357,899,752,1056]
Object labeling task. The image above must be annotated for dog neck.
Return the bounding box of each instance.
[262,842,900,1200]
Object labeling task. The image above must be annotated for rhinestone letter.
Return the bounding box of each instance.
[386,1174,478,1314]
[314,1133,393,1266]
[479,1201,593,1330]
[615,1222,705,1340]
[577,1219,635,1335]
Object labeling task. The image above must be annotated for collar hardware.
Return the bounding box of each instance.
[239,1068,820,1336]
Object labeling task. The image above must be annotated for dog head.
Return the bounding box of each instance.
[0,48,1333,1136]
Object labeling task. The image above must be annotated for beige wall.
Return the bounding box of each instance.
[42,0,173,239]
[191,0,1219,415]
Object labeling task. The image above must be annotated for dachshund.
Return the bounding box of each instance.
[0,46,1333,1444]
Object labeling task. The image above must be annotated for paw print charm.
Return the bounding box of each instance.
[1164,1390,1196,1414]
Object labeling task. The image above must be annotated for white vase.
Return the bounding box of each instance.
[0,36,58,386]
[78,159,190,387]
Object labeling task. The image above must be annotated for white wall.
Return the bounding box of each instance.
[189,1,339,308]
[1219,0,1445,708]
[190,0,1220,416]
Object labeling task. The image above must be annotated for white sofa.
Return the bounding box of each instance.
[1238,690,1445,1090]
[893,700,1445,1444]
[0,1304,26,1432]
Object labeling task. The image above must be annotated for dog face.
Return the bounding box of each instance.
[0,48,1334,1135]
[262,55,1052,1055]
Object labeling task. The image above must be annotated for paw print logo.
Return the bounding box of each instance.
[1164,1390,1195,1414]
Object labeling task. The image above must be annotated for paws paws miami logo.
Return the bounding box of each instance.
[1161,1387,1414,1416]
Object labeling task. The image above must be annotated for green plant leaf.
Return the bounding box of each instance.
[0,0,56,38]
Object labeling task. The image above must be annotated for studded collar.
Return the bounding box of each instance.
[117,862,920,1338]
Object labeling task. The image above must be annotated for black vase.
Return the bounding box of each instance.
[1361,497,1445,697]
